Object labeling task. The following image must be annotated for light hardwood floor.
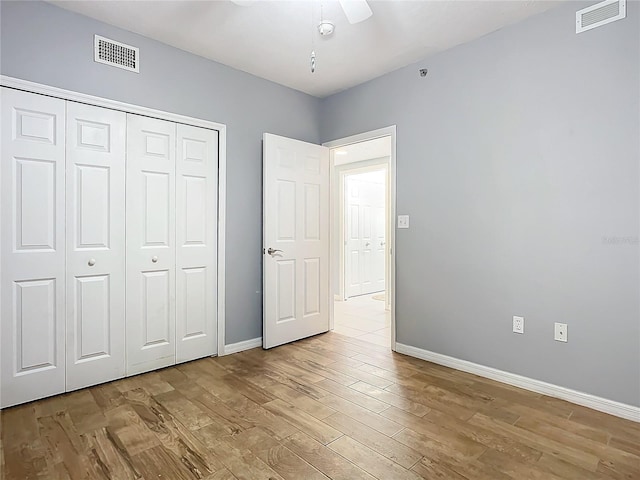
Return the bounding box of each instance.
[1,331,639,479]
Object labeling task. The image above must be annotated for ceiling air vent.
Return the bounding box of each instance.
[576,0,626,33]
[94,35,139,73]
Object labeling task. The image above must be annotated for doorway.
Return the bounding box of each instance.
[325,127,396,350]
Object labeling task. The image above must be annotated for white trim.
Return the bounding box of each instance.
[324,126,397,351]
[1,76,226,131]
[1,75,228,359]
[217,128,227,357]
[224,337,263,355]
[396,343,640,423]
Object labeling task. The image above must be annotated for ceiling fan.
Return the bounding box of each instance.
[230,0,373,25]
[336,0,373,24]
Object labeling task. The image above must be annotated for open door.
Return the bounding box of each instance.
[263,133,330,349]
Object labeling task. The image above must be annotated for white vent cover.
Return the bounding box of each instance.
[94,35,139,73]
[576,0,626,33]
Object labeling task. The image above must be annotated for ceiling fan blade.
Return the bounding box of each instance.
[339,0,373,24]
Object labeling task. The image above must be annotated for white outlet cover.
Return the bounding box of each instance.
[398,215,409,229]
[513,316,524,334]
[554,322,568,342]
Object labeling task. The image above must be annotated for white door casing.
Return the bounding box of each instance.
[0,88,67,407]
[263,133,330,349]
[126,114,177,375]
[65,102,126,391]
[176,124,218,362]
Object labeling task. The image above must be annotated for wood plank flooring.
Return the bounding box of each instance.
[1,331,639,479]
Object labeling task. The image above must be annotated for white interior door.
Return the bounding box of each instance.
[176,124,218,362]
[345,171,385,298]
[263,133,329,349]
[1,88,66,407]
[65,102,126,391]
[126,114,177,375]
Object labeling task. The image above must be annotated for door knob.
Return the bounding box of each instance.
[267,248,283,255]
[88,258,96,266]
[152,256,158,263]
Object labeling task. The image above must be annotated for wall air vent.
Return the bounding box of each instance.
[576,0,626,33]
[94,35,139,73]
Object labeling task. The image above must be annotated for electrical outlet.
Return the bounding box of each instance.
[513,316,524,334]
[397,215,410,229]
[554,323,568,342]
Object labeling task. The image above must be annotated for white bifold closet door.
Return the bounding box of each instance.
[126,115,177,375]
[65,102,126,391]
[126,115,218,375]
[175,124,218,363]
[1,88,219,406]
[0,88,67,407]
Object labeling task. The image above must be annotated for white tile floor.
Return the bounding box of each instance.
[333,292,390,347]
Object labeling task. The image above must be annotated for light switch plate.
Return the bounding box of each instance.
[398,215,409,229]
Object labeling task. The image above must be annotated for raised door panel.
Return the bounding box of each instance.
[15,158,57,251]
[65,102,126,391]
[126,114,176,375]
[1,87,66,408]
[176,124,218,362]
[14,279,57,374]
[276,260,296,323]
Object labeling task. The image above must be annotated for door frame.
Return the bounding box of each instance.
[0,75,228,358]
[323,126,397,351]
[339,162,388,303]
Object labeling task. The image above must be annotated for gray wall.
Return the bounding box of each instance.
[321,2,640,406]
[0,0,321,344]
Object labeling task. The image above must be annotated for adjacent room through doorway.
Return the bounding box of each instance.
[330,136,392,348]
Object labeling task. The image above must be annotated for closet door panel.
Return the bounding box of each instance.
[176,124,218,362]
[65,102,126,391]
[126,114,176,375]
[1,88,66,408]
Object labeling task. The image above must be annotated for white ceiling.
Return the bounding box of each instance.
[50,0,562,98]
[333,136,391,165]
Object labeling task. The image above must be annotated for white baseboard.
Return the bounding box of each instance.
[395,343,640,423]
[223,337,263,355]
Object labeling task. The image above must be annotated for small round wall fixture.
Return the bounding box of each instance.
[318,21,335,36]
